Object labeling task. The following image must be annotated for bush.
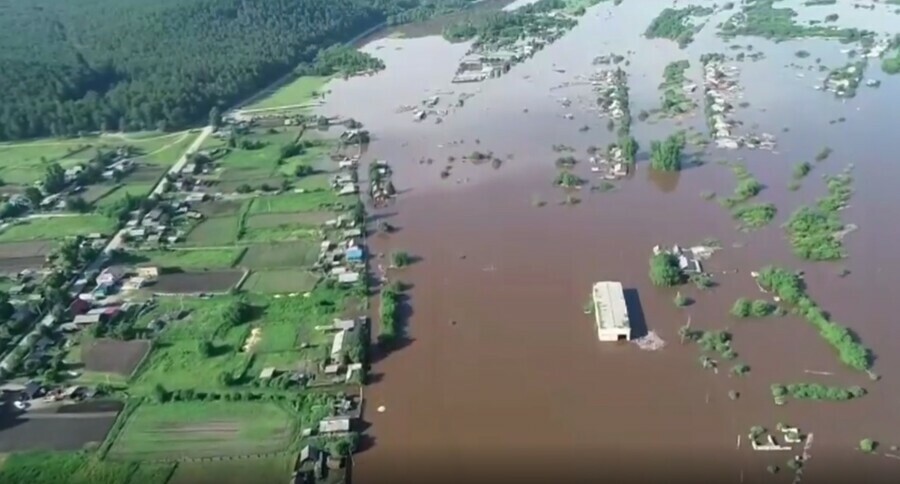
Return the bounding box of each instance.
[673,291,688,307]
[860,438,877,453]
[731,363,750,376]
[731,298,752,318]
[391,251,412,268]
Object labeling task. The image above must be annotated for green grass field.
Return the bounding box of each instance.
[245,76,330,110]
[129,248,246,270]
[132,297,253,391]
[0,214,117,242]
[168,455,295,484]
[138,131,200,166]
[93,182,157,209]
[109,402,295,460]
[0,453,168,484]
[236,241,320,269]
[249,191,344,214]
[184,216,240,246]
[215,129,301,182]
[241,270,319,294]
[0,131,188,185]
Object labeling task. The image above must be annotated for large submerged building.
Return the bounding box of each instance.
[592,281,631,342]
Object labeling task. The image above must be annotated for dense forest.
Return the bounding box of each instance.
[0,0,477,141]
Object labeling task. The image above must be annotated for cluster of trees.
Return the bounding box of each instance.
[731,298,777,318]
[756,266,871,371]
[296,45,385,78]
[731,202,777,229]
[771,383,866,401]
[617,135,638,164]
[648,253,684,287]
[47,237,101,273]
[0,0,471,141]
[390,251,413,268]
[555,171,584,188]
[644,6,712,48]
[721,164,763,208]
[784,173,852,260]
[649,133,685,171]
[719,0,874,43]
[379,281,403,344]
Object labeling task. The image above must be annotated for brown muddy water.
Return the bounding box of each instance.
[317,1,900,482]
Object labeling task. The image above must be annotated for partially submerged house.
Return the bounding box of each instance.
[591,281,631,342]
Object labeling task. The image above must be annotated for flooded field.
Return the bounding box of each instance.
[316,1,900,482]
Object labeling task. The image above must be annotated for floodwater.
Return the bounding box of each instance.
[316,1,900,482]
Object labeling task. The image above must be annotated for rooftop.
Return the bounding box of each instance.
[592,281,630,331]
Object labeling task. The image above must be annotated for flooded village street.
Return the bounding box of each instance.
[315,1,900,482]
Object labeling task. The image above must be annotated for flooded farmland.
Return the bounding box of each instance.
[316,1,900,482]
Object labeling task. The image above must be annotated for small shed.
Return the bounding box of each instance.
[259,367,277,380]
[318,416,352,434]
[337,272,360,285]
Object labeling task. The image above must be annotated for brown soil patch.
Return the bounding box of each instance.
[152,270,244,294]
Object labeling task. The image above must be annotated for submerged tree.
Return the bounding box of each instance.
[649,253,683,287]
[649,133,685,171]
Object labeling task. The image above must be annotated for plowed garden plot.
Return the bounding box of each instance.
[245,211,334,229]
[0,255,46,274]
[152,271,244,293]
[240,270,318,294]
[0,240,53,258]
[196,200,244,218]
[236,241,318,269]
[108,402,295,460]
[82,339,151,377]
[0,412,118,452]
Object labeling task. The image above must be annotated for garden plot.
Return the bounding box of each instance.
[108,401,295,460]
[184,216,240,246]
[196,200,244,218]
[245,211,335,230]
[0,240,53,274]
[248,191,344,214]
[130,248,245,270]
[241,270,319,294]
[167,455,294,484]
[82,338,152,377]
[151,270,244,294]
[0,215,116,242]
[236,241,319,269]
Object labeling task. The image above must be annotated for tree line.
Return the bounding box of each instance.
[0,0,471,141]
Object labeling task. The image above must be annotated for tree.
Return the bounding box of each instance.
[236,184,253,194]
[673,291,687,307]
[152,384,169,403]
[43,163,67,194]
[24,186,43,207]
[209,106,222,128]
[649,253,683,287]
[618,135,638,164]
[294,165,314,177]
[65,196,90,213]
[198,340,213,357]
[649,133,685,171]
